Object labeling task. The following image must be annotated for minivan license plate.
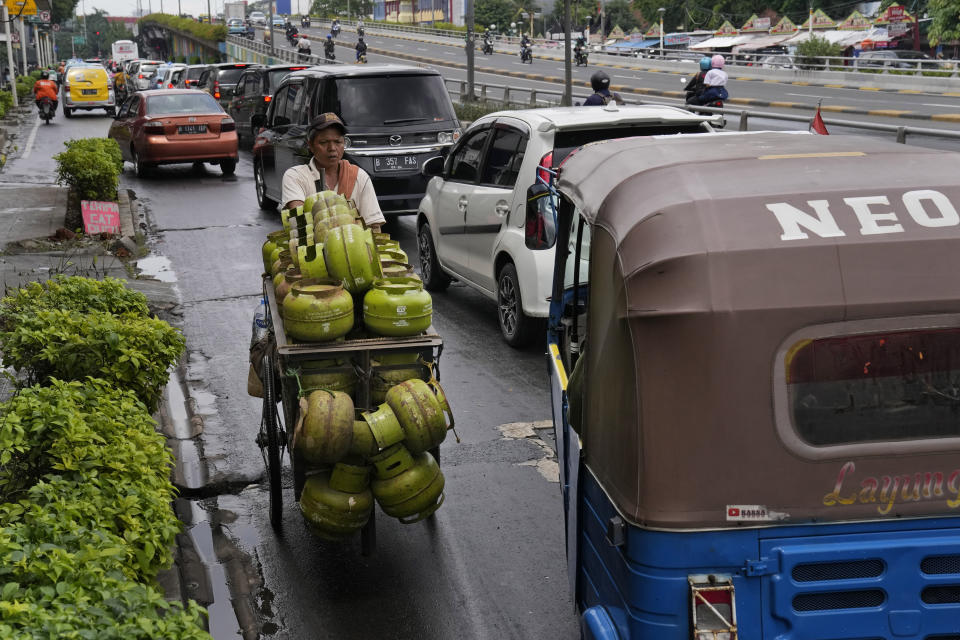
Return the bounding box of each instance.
[178,124,207,134]
[374,155,417,172]
[81,89,98,95]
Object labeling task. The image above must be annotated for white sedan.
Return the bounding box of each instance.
[416,104,721,346]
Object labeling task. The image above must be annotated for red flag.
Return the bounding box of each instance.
[811,105,829,135]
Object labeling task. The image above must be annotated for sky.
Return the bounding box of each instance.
[75,0,276,21]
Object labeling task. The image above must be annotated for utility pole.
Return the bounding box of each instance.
[19,17,27,73]
[2,6,17,102]
[561,0,571,105]
[464,0,474,101]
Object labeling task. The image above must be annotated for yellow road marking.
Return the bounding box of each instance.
[931,113,960,122]
[867,109,910,116]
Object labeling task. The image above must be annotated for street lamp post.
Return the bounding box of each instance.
[657,6,664,58]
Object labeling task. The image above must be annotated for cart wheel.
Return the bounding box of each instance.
[261,352,284,530]
[360,511,376,556]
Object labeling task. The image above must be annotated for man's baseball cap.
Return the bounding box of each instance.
[307,112,346,139]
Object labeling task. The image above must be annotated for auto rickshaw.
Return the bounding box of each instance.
[525,131,960,639]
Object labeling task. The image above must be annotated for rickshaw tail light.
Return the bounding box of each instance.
[537,151,553,185]
[689,575,738,640]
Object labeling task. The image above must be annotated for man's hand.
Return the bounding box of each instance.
[284,200,305,211]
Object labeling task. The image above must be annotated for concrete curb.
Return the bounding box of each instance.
[339,28,960,121]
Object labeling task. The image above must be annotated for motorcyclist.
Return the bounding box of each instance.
[574,35,587,64]
[357,18,364,38]
[355,37,367,62]
[689,54,728,106]
[482,29,493,53]
[285,22,299,44]
[684,56,712,104]
[331,18,341,38]
[32,71,58,114]
[324,34,336,60]
[583,70,624,106]
[296,34,312,61]
[520,34,531,61]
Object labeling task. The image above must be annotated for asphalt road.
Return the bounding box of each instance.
[285,22,960,137]
[13,108,577,639]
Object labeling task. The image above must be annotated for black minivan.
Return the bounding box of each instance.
[252,64,462,215]
[228,64,310,146]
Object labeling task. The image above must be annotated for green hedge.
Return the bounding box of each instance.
[0,379,211,639]
[0,90,12,117]
[140,12,227,41]
[54,137,123,202]
[0,276,150,328]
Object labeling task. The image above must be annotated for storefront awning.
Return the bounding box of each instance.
[733,33,797,52]
[689,34,757,49]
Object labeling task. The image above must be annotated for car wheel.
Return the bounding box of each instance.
[255,161,277,210]
[63,107,72,118]
[221,159,237,176]
[497,262,536,347]
[418,222,451,292]
[106,107,116,116]
[132,148,151,178]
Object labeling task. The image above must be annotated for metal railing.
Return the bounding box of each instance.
[440,77,960,146]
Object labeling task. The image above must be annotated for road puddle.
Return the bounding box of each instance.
[136,254,177,282]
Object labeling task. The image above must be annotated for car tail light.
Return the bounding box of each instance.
[214,80,220,99]
[536,151,553,185]
[144,121,165,135]
[221,118,235,132]
[138,73,144,79]
[263,95,271,102]
[167,83,173,88]
[689,575,737,640]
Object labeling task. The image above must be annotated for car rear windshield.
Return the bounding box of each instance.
[139,63,160,74]
[217,68,247,84]
[328,75,455,127]
[552,124,708,166]
[186,66,206,80]
[267,69,296,93]
[147,92,222,115]
[785,328,960,445]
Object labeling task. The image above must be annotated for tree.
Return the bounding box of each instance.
[927,0,959,45]
[309,0,374,19]
[601,0,640,34]
[51,0,79,26]
[475,0,517,32]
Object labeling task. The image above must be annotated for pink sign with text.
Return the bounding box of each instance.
[80,200,121,235]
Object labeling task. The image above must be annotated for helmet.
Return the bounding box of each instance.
[40,71,48,79]
[590,70,610,92]
[699,56,711,71]
[711,54,725,69]
[327,34,332,39]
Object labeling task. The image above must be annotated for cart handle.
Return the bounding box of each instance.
[424,360,459,444]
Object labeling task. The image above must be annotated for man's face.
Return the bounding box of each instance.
[308,128,345,170]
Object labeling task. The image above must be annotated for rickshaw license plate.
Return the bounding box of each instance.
[374,155,417,172]
[81,89,98,95]
[178,124,207,134]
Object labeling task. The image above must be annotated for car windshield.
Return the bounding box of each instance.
[139,63,160,74]
[147,93,222,114]
[218,68,247,84]
[228,19,242,25]
[267,69,295,93]
[329,75,455,127]
[186,67,206,80]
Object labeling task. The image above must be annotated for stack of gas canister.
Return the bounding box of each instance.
[260,190,433,343]
[260,192,453,538]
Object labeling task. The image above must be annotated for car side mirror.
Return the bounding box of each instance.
[524,183,557,250]
[421,155,444,177]
[251,113,265,129]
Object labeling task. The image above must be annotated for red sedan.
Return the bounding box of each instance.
[108,89,239,177]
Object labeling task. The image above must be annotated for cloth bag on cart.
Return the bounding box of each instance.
[247,335,277,398]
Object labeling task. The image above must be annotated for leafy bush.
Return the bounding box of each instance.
[0,379,212,638]
[455,100,515,122]
[15,77,32,102]
[0,308,185,412]
[190,55,203,64]
[54,137,122,201]
[141,13,227,41]
[0,90,11,117]
[795,35,844,70]
[0,276,150,330]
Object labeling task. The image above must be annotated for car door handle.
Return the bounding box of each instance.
[495,201,510,217]
[457,196,468,213]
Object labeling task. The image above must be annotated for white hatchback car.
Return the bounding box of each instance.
[417,104,722,346]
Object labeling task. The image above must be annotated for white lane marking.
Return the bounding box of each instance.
[614,74,637,80]
[417,47,428,51]
[20,115,41,160]
[922,102,960,109]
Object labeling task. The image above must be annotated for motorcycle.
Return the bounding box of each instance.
[37,97,55,124]
[331,23,340,38]
[520,44,532,63]
[298,47,312,62]
[324,43,336,62]
[574,48,588,66]
[357,26,364,38]
[357,52,367,64]
[286,28,299,47]
[301,16,310,27]
[481,39,493,55]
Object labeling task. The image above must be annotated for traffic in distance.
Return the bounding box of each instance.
[16,12,960,638]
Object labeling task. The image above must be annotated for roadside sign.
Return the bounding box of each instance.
[888,22,909,36]
[10,31,19,43]
[72,35,84,44]
[3,0,37,16]
[53,22,60,31]
[39,9,49,21]
[81,201,121,235]
[888,5,904,21]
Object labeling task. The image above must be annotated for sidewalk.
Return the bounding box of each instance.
[0,105,246,638]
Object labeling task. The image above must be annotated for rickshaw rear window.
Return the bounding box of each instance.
[786,328,960,445]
